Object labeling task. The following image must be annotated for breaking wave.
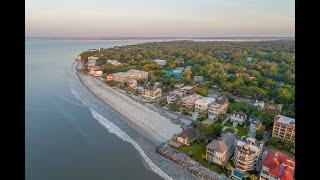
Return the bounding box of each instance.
[69,61,172,180]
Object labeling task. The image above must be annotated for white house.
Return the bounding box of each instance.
[230,111,247,127]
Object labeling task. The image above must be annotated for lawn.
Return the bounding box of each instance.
[236,125,248,137]
[177,143,226,174]
[225,127,235,133]
[224,120,233,128]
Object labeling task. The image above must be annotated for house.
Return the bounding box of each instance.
[87,56,99,68]
[208,96,229,120]
[89,66,103,77]
[206,133,236,165]
[173,67,185,74]
[153,59,167,66]
[106,74,114,81]
[231,112,247,127]
[260,149,295,180]
[233,137,263,172]
[185,66,192,71]
[254,100,265,110]
[194,97,216,112]
[248,118,263,138]
[153,82,162,88]
[107,60,122,66]
[179,86,194,94]
[194,76,204,83]
[142,87,162,100]
[167,90,184,104]
[272,115,295,142]
[182,93,203,110]
[246,57,253,64]
[174,83,184,89]
[128,79,137,89]
[176,128,197,146]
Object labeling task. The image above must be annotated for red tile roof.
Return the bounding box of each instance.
[262,149,295,180]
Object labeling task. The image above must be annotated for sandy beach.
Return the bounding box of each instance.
[75,62,182,144]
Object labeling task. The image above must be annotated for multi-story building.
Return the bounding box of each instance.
[87,56,99,68]
[206,133,236,165]
[128,79,137,89]
[179,86,194,95]
[195,97,216,112]
[167,90,184,104]
[106,69,148,83]
[182,93,203,110]
[142,87,162,100]
[231,111,247,126]
[260,149,295,180]
[272,115,295,142]
[89,66,103,77]
[233,137,263,172]
[208,96,229,120]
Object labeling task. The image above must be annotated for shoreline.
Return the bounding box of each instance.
[75,61,182,145]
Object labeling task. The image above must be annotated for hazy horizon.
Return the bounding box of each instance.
[26,0,295,37]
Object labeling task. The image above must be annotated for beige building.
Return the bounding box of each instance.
[182,93,203,110]
[167,90,184,104]
[208,96,228,120]
[206,133,236,165]
[87,56,99,68]
[128,79,137,89]
[272,115,295,142]
[106,69,148,83]
[176,128,197,146]
[195,97,216,112]
[142,87,162,100]
[233,137,263,172]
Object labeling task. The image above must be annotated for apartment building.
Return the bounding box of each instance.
[182,93,203,110]
[106,69,148,83]
[208,96,229,120]
[142,87,162,100]
[233,137,263,172]
[167,90,184,104]
[195,97,216,112]
[272,115,295,142]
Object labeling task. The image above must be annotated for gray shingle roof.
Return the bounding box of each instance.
[178,128,197,140]
[207,134,236,153]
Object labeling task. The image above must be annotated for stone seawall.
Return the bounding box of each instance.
[156,144,223,180]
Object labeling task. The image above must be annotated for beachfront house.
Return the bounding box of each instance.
[206,133,236,165]
[142,87,162,100]
[176,128,197,146]
[167,90,184,104]
[194,97,216,113]
[230,111,247,127]
[208,96,228,120]
[233,137,263,172]
[89,66,103,77]
[182,93,203,111]
[260,149,295,180]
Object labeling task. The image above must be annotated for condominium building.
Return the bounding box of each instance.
[260,149,295,180]
[272,115,295,142]
[208,96,229,120]
[206,133,236,165]
[233,137,263,172]
[182,93,203,110]
[89,66,103,77]
[142,87,162,100]
[194,97,216,112]
[106,69,148,83]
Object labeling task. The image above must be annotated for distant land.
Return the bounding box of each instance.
[26,36,295,41]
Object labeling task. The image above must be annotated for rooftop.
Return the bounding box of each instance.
[262,149,295,180]
[177,127,197,140]
[182,93,203,102]
[195,97,215,105]
[207,133,235,153]
[275,115,295,126]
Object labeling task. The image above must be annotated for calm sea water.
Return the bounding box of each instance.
[26,39,172,180]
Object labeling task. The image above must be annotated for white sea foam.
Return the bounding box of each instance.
[69,61,173,180]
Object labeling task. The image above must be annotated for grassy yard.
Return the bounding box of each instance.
[177,143,226,174]
[236,125,248,137]
[224,120,233,127]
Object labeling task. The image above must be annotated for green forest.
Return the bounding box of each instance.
[80,40,295,118]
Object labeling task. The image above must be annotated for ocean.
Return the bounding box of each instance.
[25,38,196,180]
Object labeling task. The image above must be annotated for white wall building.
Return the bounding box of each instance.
[194,97,216,112]
[231,112,247,127]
